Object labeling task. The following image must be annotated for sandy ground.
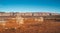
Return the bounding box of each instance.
[0,20,60,33]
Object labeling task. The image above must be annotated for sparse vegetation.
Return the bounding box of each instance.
[0,19,60,33]
[0,12,60,33]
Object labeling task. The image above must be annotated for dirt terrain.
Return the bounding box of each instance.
[0,19,60,33]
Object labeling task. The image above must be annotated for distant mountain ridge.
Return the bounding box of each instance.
[0,12,60,17]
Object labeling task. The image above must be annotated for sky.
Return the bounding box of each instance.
[0,0,60,13]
